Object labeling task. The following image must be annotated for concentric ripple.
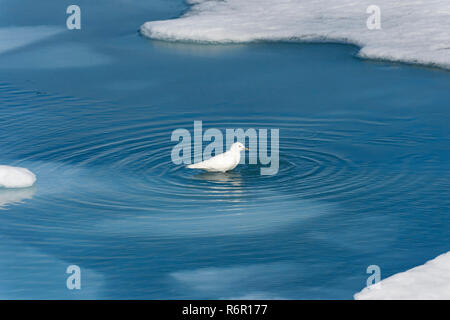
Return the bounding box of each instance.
[0,82,435,221]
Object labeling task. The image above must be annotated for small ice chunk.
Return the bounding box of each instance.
[0,165,37,188]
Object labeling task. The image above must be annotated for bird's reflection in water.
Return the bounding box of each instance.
[194,171,242,184]
[193,171,244,198]
[0,186,36,209]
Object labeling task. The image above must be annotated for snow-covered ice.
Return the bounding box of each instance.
[141,0,450,69]
[0,165,36,188]
[355,252,450,299]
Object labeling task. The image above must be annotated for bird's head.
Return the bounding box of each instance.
[231,142,249,152]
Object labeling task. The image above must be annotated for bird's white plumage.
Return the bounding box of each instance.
[186,142,246,173]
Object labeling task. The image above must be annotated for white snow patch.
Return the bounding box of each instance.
[141,0,450,69]
[355,252,450,300]
[0,165,37,188]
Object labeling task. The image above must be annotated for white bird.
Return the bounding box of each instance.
[186,142,248,173]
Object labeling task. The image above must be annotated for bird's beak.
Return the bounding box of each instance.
[245,148,249,151]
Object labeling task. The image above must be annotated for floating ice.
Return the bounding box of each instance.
[355,252,450,299]
[0,165,37,188]
[141,0,450,69]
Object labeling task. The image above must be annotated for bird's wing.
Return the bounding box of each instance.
[199,152,229,167]
[188,151,231,170]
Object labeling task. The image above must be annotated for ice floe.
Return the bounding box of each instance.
[141,0,450,69]
[355,252,450,299]
[0,165,36,188]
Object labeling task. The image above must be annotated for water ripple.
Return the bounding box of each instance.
[0,83,435,220]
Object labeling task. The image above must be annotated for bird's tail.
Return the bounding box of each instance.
[186,162,204,169]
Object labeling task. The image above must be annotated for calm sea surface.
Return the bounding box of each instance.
[0,0,449,299]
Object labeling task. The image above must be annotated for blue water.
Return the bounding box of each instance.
[0,0,449,299]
